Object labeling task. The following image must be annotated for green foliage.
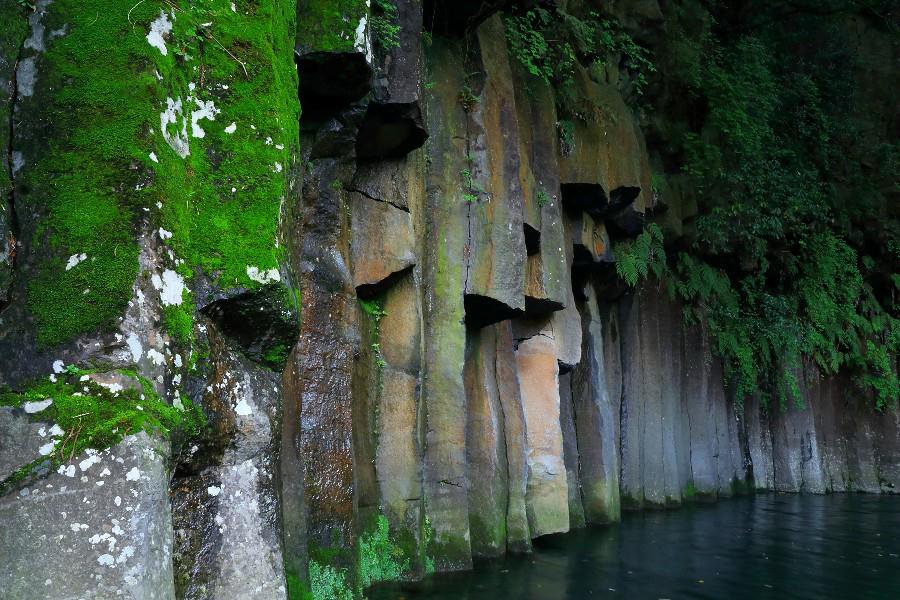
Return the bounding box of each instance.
[0,368,203,488]
[614,224,665,287]
[460,168,482,203]
[504,7,654,120]
[358,515,410,590]
[536,190,550,208]
[647,1,900,409]
[371,0,401,50]
[458,84,478,112]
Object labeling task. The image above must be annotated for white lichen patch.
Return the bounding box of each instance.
[79,452,102,472]
[65,253,87,271]
[152,269,186,306]
[224,122,237,134]
[24,399,52,414]
[125,467,141,481]
[246,266,280,284]
[38,441,57,456]
[354,14,372,63]
[234,398,253,416]
[99,382,123,394]
[146,349,166,366]
[97,554,115,567]
[207,485,222,497]
[191,97,219,138]
[149,152,159,163]
[146,10,173,56]
[126,333,143,363]
[161,97,190,158]
[159,227,173,241]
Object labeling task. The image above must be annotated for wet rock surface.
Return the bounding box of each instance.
[0,2,897,598]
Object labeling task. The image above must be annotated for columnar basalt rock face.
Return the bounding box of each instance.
[172,325,286,600]
[464,325,510,556]
[289,150,359,585]
[1,2,898,598]
[462,16,527,328]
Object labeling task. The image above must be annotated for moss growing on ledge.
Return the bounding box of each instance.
[309,559,353,600]
[0,366,203,490]
[296,0,370,54]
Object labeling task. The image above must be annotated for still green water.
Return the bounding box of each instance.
[370,493,900,599]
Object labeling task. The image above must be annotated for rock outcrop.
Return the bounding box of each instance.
[0,1,896,599]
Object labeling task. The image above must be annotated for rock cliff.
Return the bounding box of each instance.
[0,1,896,599]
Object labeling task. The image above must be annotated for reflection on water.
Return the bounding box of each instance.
[370,494,900,599]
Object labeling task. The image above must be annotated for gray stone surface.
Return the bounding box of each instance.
[0,407,47,483]
[350,192,416,294]
[572,288,621,523]
[172,327,286,600]
[516,329,569,537]
[558,372,586,529]
[0,433,174,599]
[464,326,509,556]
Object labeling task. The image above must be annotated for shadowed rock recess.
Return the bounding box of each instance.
[0,1,896,599]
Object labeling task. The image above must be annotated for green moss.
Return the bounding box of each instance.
[682,480,697,500]
[18,1,297,348]
[358,514,410,591]
[163,304,195,346]
[422,515,436,575]
[20,1,157,346]
[0,367,203,490]
[296,0,369,54]
[309,560,353,600]
[285,567,314,600]
[152,0,299,290]
[262,343,290,368]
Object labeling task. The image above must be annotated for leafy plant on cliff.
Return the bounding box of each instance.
[614,223,665,287]
[371,0,401,50]
[503,6,654,126]
[646,1,900,409]
[358,515,410,590]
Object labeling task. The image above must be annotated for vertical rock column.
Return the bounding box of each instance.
[516,331,570,537]
[463,325,510,556]
[287,151,359,592]
[0,10,23,308]
[461,16,527,328]
[571,286,621,523]
[494,321,532,552]
[420,36,472,572]
[350,156,425,583]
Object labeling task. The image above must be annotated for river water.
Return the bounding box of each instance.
[370,493,900,599]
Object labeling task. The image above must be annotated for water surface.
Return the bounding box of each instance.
[371,493,900,599]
